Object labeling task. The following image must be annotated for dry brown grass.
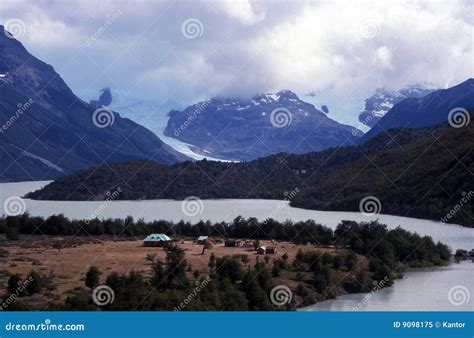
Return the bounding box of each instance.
[0,236,342,297]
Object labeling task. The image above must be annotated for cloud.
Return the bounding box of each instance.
[212,0,265,25]
[0,0,472,125]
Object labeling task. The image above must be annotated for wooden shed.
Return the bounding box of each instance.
[265,246,278,254]
[225,239,242,247]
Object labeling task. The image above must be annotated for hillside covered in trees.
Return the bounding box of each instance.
[27,119,473,227]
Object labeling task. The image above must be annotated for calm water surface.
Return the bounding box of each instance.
[300,261,474,311]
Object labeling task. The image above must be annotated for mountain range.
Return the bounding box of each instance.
[360,79,474,143]
[164,90,363,161]
[28,109,474,227]
[358,84,437,128]
[0,25,186,182]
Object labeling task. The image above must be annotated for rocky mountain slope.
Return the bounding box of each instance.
[0,25,187,182]
[358,85,436,128]
[360,79,474,143]
[164,90,362,161]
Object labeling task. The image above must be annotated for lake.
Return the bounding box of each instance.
[1,180,473,312]
[1,181,472,250]
[300,261,474,311]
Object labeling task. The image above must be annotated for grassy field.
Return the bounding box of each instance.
[1,235,363,307]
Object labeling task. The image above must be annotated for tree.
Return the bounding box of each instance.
[272,263,281,277]
[85,266,101,289]
[332,255,342,270]
[208,253,216,270]
[26,270,43,294]
[6,218,20,241]
[6,227,19,241]
[151,259,167,289]
[7,274,22,294]
[215,256,243,283]
[53,240,64,253]
[243,271,271,310]
[165,246,189,288]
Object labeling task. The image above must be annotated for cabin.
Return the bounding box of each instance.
[197,236,210,245]
[265,246,277,254]
[257,246,266,255]
[143,234,172,247]
[225,239,242,247]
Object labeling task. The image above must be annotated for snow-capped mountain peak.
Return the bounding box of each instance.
[359,84,437,128]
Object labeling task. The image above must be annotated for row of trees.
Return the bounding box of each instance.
[1,214,333,244]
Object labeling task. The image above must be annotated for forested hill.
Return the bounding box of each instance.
[27,117,473,227]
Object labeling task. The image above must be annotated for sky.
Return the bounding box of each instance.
[0,0,473,126]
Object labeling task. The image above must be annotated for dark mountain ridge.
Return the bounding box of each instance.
[27,114,474,227]
[0,25,187,182]
[360,78,474,143]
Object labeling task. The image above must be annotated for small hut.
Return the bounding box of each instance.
[143,234,172,247]
[197,236,210,245]
[225,239,242,247]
